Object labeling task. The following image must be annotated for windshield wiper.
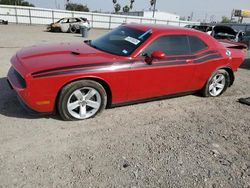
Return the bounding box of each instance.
[84,40,91,44]
[84,40,98,49]
[86,40,103,52]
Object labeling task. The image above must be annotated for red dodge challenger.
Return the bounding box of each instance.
[7,24,245,120]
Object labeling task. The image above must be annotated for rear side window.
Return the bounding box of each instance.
[69,18,78,23]
[188,36,208,53]
[143,35,191,56]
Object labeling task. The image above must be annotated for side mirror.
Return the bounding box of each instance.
[145,50,166,65]
[151,50,166,59]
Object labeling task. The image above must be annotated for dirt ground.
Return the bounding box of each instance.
[0,24,250,188]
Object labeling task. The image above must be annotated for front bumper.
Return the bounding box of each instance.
[7,66,56,113]
[7,67,35,112]
[7,78,52,115]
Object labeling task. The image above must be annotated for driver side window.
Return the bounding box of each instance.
[61,19,69,24]
[142,35,191,56]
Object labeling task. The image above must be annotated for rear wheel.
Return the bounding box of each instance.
[202,69,230,97]
[58,80,107,121]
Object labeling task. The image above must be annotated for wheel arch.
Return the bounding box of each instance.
[55,76,113,112]
[204,66,235,89]
[220,66,235,87]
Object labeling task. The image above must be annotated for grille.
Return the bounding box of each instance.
[14,69,26,88]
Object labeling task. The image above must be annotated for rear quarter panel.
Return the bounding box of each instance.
[190,56,230,90]
[190,33,245,90]
[229,49,246,71]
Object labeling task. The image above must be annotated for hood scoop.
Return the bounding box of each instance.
[71,51,81,55]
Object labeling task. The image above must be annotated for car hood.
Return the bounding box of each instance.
[16,42,123,75]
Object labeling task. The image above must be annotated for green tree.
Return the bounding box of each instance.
[221,16,231,23]
[123,5,130,12]
[65,3,89,12]
[114,3,121,13]
[0,0,34,7]
[112,0,135,13]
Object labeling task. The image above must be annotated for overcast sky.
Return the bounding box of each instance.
[28,0,250,22]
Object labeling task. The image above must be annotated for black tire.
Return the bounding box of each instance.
[57,80,107,121]
[70,25,77,33]
[201,69,230,97]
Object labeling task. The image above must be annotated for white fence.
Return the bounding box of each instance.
[0,5,199,29]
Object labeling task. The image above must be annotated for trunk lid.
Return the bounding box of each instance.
[218,39,248,50]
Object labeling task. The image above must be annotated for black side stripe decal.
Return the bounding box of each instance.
[133,61,186,69]
[32,51,222,78]
[31,61,133,76]
[162,50,218,61]
[193,54,222,63]
[32,50,218,76]
[32,61,186,78]
[33,65,131,78]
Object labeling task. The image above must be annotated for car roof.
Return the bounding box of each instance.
[125,23,204,35]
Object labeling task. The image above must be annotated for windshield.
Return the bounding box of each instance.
[89,26,152,56]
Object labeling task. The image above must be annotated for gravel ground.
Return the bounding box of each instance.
[0,24,250,188]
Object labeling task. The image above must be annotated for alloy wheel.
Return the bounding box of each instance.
[67,87,101,119]
[208,73,226,97]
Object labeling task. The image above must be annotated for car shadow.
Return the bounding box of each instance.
[0,77,58,120]
[240,58,250,70]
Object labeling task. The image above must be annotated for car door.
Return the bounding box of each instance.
[60,18,70,32]
[128,35,196,101]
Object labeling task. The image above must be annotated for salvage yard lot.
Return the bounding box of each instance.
[0,24,250,187]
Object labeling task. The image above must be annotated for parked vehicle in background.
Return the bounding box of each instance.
[186,24,249,49]
[211,25,243,41]
[226,23,250,48]
[0,19,8,25]
[211,25,249,49]
[7,24,245,120]
[185,25,213,34]
[47,17,90,33]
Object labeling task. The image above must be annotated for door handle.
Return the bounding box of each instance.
[186,59,193,63]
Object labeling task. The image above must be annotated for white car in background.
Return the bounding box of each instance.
[47,17,90,33]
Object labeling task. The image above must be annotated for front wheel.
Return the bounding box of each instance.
[201,69,230,97]
[70,25,77,33]
[58,80,107,121]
